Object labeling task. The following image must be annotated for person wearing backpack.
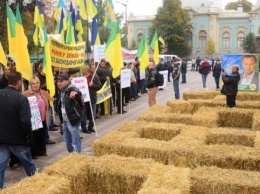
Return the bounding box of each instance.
[199,57,211,90]
[172,59,181,99]
[146,61,158,107]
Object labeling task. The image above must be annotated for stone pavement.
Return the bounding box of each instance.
[4,71,217,187]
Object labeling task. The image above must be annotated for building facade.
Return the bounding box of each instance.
[127,0,260,58]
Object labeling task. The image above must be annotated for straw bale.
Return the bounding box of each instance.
[183,91,220,100]
[206,128,256,147]
[138,188,181,194]
[192,107,219,127]
[254,131,260,149]
[252,111,260,131]
[166,100,192,114]
[85,154,155,194]
[191,166,260,194]
[0,173,71,194]
[218,109,253,128]
[43,153,93,194]
[138,164,190,194]
[214,95,226,100]
[149,104,171,112]
[93,130,140,156]
[236,92,260,101]
[191,144,260,171]
[188,99,225,113]
[137,111,192,125]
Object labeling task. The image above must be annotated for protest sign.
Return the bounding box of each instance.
[71,77,90,102]
[94,45,107,62]
[158,70,168,89]
[50,36,85,68]
[96,81,112,104]
[121,69,131,89]
[28,96,43,131]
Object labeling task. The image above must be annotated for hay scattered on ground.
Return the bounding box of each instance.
[0,173,71,194]
[85,154,155,194]
[206,127,255,147]
[191,166,260,194]
[138,164,190,194]
[43,153,93,194]
[166,100,192,114]
[183,91,220,100]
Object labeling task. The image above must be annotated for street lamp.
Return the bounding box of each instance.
[117,0,129,48]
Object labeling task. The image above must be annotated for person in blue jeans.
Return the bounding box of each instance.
[172,59,181,99]
[56,74,83,153]
[0,72,36,189]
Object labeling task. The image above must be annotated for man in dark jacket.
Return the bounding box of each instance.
[81,65,102,133]
[0,72,36,189]
[180,58,187,84]
[0,66,10,89]
[56,74,83,153]
[172,59,181,99]
[146,61,158,107]
[213,58,222,90]
[196,56,201,71]
[166,57,172,82]
[221,66,240,108]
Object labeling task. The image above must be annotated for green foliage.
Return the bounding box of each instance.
[225,0,252,12]
[0,1,7,53]
[242,32,257,53]
[129,39,137,49]
[150,0,192,57]
[205,38,215,56]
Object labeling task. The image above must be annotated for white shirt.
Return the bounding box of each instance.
[240,71,255,85]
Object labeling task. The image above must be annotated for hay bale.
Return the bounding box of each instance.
[188,99,225,113]
[218,109,253,128]
[138,164,190,194]
[192,107,219,128]
[191,166,260,194]
[43,153,93,194]
[191,144,260,171]
[148,104,171,113]
[254,131,260,148]
[206,128,256,147]
[0,173,71,194]
[236,92,260,101]
[183,91,220,100]
[214,95,226,100]
[85,154,155,194]
[138,188,181,194]
[252,111,260,131]
[166,100,192,114]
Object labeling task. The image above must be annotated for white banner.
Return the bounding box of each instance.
[28,96,43,131]
[158,70,168,89]
[121,69,131,89]
[71,77,90,102]
[93,45,106,62]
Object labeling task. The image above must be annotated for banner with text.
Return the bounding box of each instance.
[50,36,85,68]
[28,96,43,131]
[158,70,168,89]
[96,81,112,104]
[121,69,131,89]
[94,45,106,62]
[71,77,90,102]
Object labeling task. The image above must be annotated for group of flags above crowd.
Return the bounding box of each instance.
[0,0,165,97]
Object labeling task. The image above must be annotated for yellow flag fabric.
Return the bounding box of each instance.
[15,4,32,81]
[104,22,123,78]
[86,0,97,19]
[0,43,7,67]
[137,35,149,73]
[95,32,101,45]
[150,30,159,64]
[6,2,16,59]
[79,0,87,20]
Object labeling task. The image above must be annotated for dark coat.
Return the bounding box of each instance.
[181,61,187,74]
[199,62,211,75]
[146,69,157,88]
[87,74,102,104]
[156,64,166,71]
[213,64,222,78]
[221,73,240,96]
[0,75,8,89]
[97,66,112,85]
[0,86,32,146]
[172,64,180,80]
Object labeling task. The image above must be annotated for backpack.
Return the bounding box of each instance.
[155,71,164,86]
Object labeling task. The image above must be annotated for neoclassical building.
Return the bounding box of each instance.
[127,0,260,57]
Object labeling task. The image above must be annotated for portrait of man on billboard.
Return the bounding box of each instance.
[239,55,259,86]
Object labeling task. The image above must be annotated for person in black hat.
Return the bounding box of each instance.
[55,74,83,153]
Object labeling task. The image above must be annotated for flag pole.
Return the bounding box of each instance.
[90,58,102,82]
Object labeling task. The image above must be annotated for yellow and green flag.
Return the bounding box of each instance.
[150,30,159,64]
[159,35,165,45]
[104,0,117,29]
[137,34,149,73]
[33,0,45,46]
[66,13,76,45]
[6,2,16,59]
[15,4,32,81]
[0,43,7,67]
[105,21,123,78]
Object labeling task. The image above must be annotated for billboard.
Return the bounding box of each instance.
[222,54,259,91]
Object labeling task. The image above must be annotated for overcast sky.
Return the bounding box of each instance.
[113,0,257,17]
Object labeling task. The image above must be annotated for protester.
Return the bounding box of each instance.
[180,58,187,84]
[81,65,101,133]
[146,61,158,107]
[172,59,181,99]
[191,57,196,71]
[0,66,10,89]
[55,74,83,153]
[166,57,172,82]
[199,57,211,90]
[0,72,36,189]
[239,55,259,86]
[221,66,240,108]
[196,56,201,71]
[212,58,222,90]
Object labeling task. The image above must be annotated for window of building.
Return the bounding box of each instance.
[199,30,207,49]
[187,31,192,47]
[222,32,230,49]
[237,32,245,49]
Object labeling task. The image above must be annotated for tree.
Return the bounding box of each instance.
[0,1,7,53]
[225,0,252,12]
[149,0,192,57]
[242,33,257,53]
[205,38,215,57]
